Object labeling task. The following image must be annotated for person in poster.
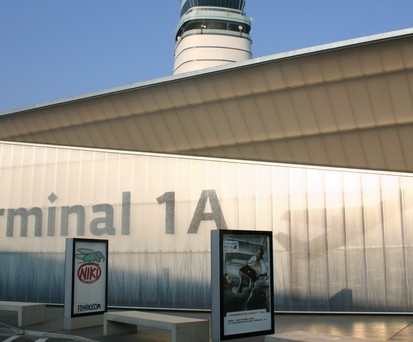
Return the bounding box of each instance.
[222,237,271,316]
[222,273,253,315]
[237,246,271,312]
[247,246,267,277]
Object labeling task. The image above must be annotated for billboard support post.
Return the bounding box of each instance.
[211,229,274,341]
[64,238,108,329]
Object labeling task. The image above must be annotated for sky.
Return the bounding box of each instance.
[1,0,412,113]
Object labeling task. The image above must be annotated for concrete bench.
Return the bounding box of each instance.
[0,301,45,326]
[104,311,209,342]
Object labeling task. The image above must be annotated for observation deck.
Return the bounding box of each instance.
[173,0,252,74]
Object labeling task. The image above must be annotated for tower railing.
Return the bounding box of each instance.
[176,29,251,44]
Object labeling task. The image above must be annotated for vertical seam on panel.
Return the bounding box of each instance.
[380,176,389,310]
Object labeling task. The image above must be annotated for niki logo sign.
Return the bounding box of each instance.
[75,249,105,284]
[65,239,108,317]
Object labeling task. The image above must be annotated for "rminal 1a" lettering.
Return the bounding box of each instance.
[0,189,227,237]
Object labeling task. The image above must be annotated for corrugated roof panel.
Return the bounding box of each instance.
[255,93,285,140]
[326,82,357,130]
[7,116,31,137]
[401,41,413,68]
[211,74,236,100]
[280,59,306,89]
[359,47,385,76]
[64,102,93,127]
[50,107,75,129]
[338,49,363,79]
[121,91,147,116]
[307,86,338,133]
[242,68,271,94]
[17,111,42,134]
[387,72,413,123]
[108,95,134,118]
[319,53,344,82]
[53,126,83,147]
[132,116,163,151]
[359,130,387,169]
[222,99,253,143]
[339,132,365,169]
[147,113,177,152]
[162,110,191,150]
[232,143,259,161]
[262,63,288,92]
[86,100,111,124]
[271,141,292,164]
[253,141,276,161]
[80,122,109,148]
[379,127,406,170]
[108,120,135,150]
[164,83,189,108]
[399,124,413,171]
[0,119,11,137]
[22,109,55,134]
[380,42,405,72]
[173,107,205,149]
[194,75,220,103]
[367,77,396,125]
[238,97,268,141]
[272,92,302,137]
[304,137,330,166]
[298,55,324,86]
[190,105,220,147]
[138,88,162,113]
[346,78,376,128]
[321,134,348,167]
[228,72,253,98]
[150,86,176,112]
[179,80,204,106]
[207,102,238,145]
[122,116,150,151]
[289,89,320,136]
[287,138,312,165]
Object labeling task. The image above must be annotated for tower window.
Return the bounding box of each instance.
[176,19,250,39]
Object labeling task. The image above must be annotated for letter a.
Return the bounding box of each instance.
[187,190,227,234]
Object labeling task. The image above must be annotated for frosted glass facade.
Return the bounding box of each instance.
[0,141,412,312]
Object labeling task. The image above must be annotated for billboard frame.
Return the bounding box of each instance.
[64,238,109,319]
[211,229,274,341]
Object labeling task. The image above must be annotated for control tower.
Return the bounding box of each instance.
[173,0,252,74]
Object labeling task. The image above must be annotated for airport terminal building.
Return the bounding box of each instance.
[1,1,413,313]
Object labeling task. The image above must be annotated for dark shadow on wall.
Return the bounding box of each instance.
[0,252,211,310]
[329,289,353,311]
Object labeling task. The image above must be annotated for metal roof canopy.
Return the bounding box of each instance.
[1,28,413,173]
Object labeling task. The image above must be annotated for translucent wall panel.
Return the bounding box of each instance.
[1,142,413,312]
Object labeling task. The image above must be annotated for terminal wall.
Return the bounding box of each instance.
[0,141,412,312]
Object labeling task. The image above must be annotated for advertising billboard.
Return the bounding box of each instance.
[211,230,274,340]
[64,238,108,318]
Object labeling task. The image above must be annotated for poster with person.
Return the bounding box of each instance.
[211,230,274,341]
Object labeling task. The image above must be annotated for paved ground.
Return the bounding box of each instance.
[0,306,413,341]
